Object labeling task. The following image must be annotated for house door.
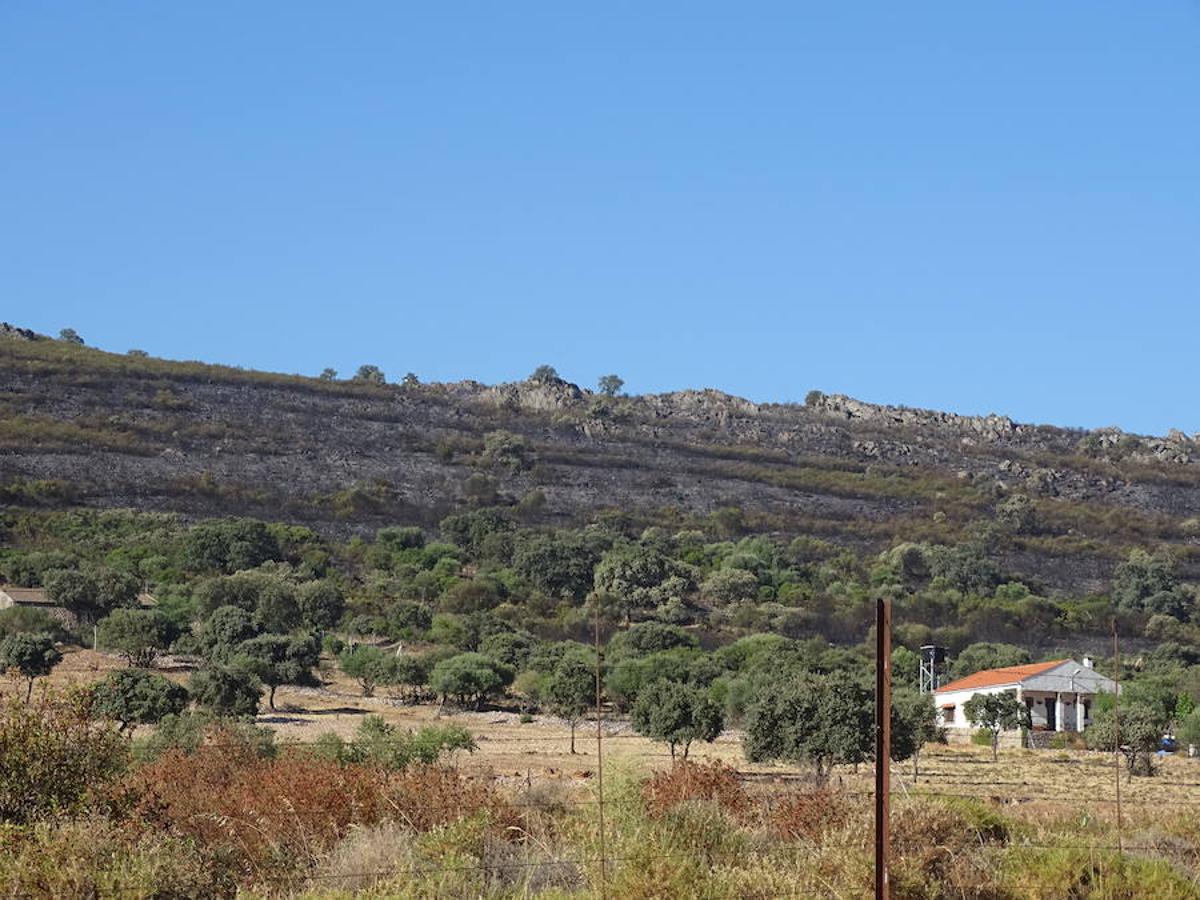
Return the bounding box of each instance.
[1045,701,1056,731]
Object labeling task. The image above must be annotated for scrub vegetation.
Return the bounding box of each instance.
[5,330,1200,894]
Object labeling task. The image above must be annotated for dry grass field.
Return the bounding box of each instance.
[16,644,1200,816]
[9,646,1200,896]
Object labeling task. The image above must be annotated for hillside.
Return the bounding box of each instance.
[2,324,1199,594]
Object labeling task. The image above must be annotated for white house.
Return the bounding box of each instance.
[934,658,1118,733]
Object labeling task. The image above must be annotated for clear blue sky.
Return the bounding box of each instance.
[4,3,1199,435]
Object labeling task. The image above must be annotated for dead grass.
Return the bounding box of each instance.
[19,647,1200,814]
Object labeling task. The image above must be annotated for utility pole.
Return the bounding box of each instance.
[1112,619,1123,855]
[875,596,892,900]
[594,600,608,900]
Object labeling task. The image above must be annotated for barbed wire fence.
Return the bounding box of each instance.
[10,618,1190,897]
[160,619,1192,897]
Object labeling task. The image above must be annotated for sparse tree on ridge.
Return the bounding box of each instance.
[597,374,624,397]
[352,365,386,385]
[318,367,338,381]
[529,365,560,384]
[58,328,84,345]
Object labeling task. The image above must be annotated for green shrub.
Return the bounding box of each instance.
[312,717,476,769]
[0,817,231,898]
[131,711,276,763]
[0,689,128,824]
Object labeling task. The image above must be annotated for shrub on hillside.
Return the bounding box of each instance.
[310,717,476,769]
[190,665,262,716]
[0,631,62,701]
[0,606,69,642]
[0,689,127,824]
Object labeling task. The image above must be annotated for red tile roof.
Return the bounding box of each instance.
[936,660,1067,694]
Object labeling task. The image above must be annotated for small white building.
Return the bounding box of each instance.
[0,586,57,612]
[934,658,1118,734]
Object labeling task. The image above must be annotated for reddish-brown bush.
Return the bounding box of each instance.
[767,787,852,842]
[642,761,749,819]
[128,740,516,884]
[388,765,521,834]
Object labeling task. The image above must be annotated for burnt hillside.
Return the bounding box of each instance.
[2,327,1198,594]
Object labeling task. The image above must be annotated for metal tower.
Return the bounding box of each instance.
[919,644,947,693]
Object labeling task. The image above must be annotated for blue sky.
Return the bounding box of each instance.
[3,3,1199,435]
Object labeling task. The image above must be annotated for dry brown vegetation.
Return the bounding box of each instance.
[7,660,1200,896]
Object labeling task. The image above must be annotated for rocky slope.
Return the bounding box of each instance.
[2,326,1198,592]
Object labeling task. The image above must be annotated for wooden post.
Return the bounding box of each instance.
[875,596,891,900]
[1112,619,1123,855]
[594,600,608,899]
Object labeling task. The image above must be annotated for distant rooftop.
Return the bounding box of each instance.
[936,660,1068,693]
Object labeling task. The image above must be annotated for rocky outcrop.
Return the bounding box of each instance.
[4,332,1200,597]
[481,379,585,413]
[811,393,1017,440]
[0,323,44,341]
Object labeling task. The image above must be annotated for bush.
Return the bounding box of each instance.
[339,644,392,697]
[0,606,68,642]
[183,518,281,574]
[430,652,514,709]
[642,761,748,820]
[1088,705,1163,778]
[314,717,476,769]
[190,665,262,716]
[128,748,514,887]
[768,787,852,841]
[385,600,432,639]
[0,816,231,898]
[606,622,698,663]
[297,579,345,631]
[131,713,275,762]
[199,605,261,659]
[233,633,319,710]
[96,608,179,668]
[0,689,128,824]
[91,668,189,732]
